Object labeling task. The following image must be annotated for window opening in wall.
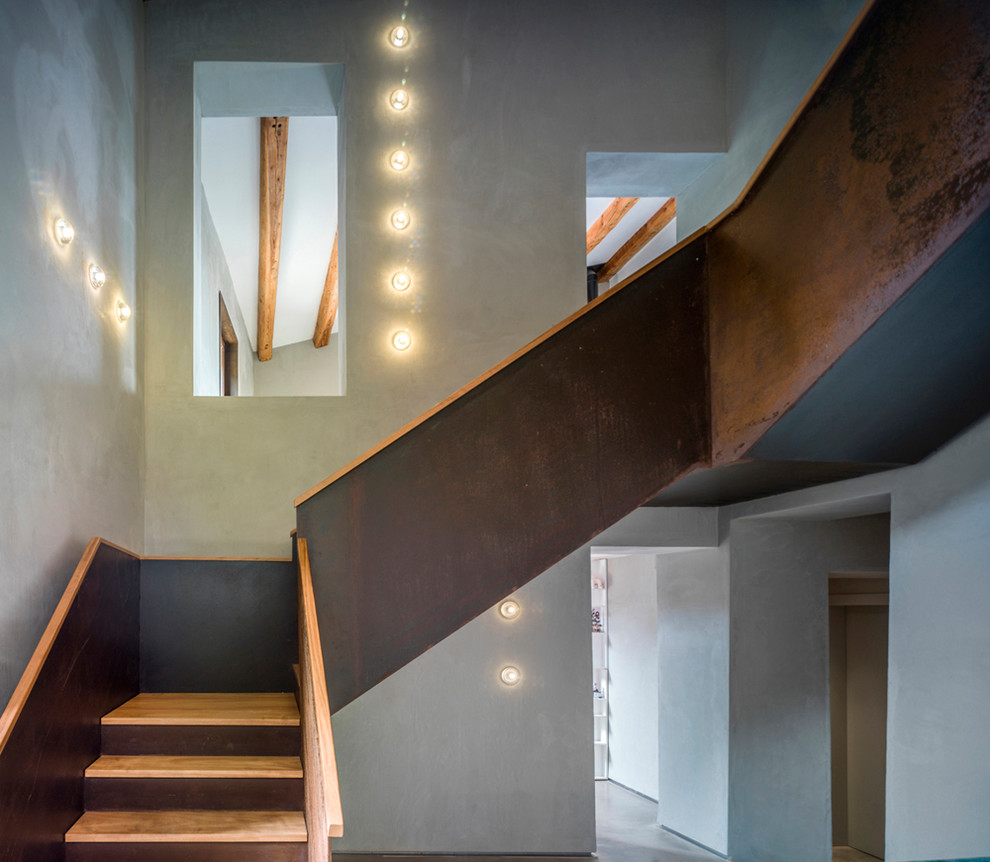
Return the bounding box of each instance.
[194,62,345,397]
[219,294,238,397]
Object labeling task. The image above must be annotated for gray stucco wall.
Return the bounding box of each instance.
[657,547,729,854]
[141,0,726,557]
[884,420,990,862]
[0,0,144,709]
[331,507,718,853]
[606,554,660,800]
[677,0,864,237]
[721,414,990,862]
[727,515,889,862]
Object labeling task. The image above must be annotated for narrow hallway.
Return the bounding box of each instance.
[594,782,722,862]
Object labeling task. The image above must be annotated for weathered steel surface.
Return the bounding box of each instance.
[297,245,710,711]
[299,0,990,712]
[708,0,990,463]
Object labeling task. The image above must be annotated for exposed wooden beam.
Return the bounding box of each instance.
[586,197,638,254]
[312,228,339,349]
[596,198,677,284]
[258,116,288,361]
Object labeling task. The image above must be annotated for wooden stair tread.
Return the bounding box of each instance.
[65,810,307,843]
[86,755,303,779]
[102,693,299,726]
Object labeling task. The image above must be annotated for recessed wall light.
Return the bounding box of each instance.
[390,208,411,231]
[115,299,131,323]
[392,330,412,351]
[389,149,410,171]
[500,666,521,686]
[391,270,412,292]
[88,264,106,290]
[499,600,520,620]
[389,88,410,111]
[54,218,75,245]
[389,25,411,48]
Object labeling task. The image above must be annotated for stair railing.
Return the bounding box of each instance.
[296,536,344,861]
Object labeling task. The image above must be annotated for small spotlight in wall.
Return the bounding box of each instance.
[54,218,75,245]
[88,264,107,290]
[115,299,131,323]
[389,88,410,111]
[499,600,520,620]
[500,666,521,686]
[391,270,412,292]
[389,149,410,172]
[389,25,411,48]
[390,208,411,231]
[392,329,413,351]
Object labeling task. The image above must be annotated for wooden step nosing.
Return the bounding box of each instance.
[101,717,300,727]
[65,811,308,843]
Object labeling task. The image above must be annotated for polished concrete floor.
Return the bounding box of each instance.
[594,780,723,862]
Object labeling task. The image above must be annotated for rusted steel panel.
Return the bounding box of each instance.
[708,0,990,464]
[298,245,710,711]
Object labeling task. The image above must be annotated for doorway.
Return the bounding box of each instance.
[830,573,889,860]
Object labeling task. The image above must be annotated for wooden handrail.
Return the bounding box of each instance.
[0,537,135,755]
[293,0,879,509]
[297,537,344,860]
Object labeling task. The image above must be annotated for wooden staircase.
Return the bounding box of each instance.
[65,693,308,861]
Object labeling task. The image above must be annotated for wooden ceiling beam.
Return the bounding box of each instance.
[586,197,638,255]
[313,228,339,349]
[596,198,677,284]
[258,116,288,362]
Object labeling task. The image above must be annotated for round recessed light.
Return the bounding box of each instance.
[389,25,411,48]
[500,666,521,686]
[391,270,412,292]
[499,600,520,620]
[389,149,410,171]
[115,299,132,323]
[88,264,106,290]
[389,88,410,111]
[54,217,75,245]
[392,330,412,351]
[390,208,411,231]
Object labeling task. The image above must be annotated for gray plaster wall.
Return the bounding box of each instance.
[252,337,340,397]
[727,515,889,862]
[0,0,144,709]
[141,0,726,556]
[657,547,729,854]
[677,0,864,237]
[331,507,717,853]
[200,194,254,396]
[606,554,659,800]
[721,413,990,862]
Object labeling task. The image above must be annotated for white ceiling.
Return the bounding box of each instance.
[201,115,339,352]
[586,196,676,284]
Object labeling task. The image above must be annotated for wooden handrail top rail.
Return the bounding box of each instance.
[293,0,876,509]
[0,537,139,756]
[297,537,344,844]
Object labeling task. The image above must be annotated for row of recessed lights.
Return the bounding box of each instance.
[54,217,131,323]
[386,17,415,352]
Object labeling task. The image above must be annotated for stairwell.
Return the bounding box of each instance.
[65,693,306,861]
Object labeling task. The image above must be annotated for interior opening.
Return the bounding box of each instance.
[219,293,238,397]
[193,62,345,397]
[830,567,890,861]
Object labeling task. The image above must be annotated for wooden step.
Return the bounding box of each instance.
[66,809,307,842]
[86,755,303,778]
[102,693,299,726]
[83,755,305,811]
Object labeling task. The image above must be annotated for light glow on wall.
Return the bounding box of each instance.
[499,599,520,620]
[389,25,411,48]
[390,208,411,231]
[500,666,521,686]
[389,88,410,111]
[54,217,75,245]
[391,270,412,292]
[389,149,410,171]
[392,329,412,351]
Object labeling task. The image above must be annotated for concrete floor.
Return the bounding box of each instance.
[594,781,722,862]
